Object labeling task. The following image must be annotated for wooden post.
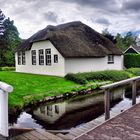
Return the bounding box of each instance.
[132,80,136,105]
[104,89,110,120]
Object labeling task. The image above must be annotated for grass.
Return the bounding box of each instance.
[1,68,140,111]
[0,71,84,109]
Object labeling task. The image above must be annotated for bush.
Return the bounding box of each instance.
[126,68,140,76]
[0,66,15,71]
[65,70,130,84]
[124,54,140,68]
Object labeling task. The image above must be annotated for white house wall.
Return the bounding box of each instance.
[65,55,123,75]
[15,40,65,76]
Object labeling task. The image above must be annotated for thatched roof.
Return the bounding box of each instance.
[15,21,122,57]
[133,45,140,53]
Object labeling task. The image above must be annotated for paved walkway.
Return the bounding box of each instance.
[75,103,140,140]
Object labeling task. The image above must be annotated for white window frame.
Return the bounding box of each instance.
[108,55,114,64]
[22,51,26,65]
[46,49,51,65]
[17,52,22,65]
[54,54,58,63]
[39,49,44,65]
[31,50,36,65]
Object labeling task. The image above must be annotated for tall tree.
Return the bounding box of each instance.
[0,9,5,35]
[115,32,137,51]
[3,18,21,66]
[102,28,116,44]
[0,10,21,66]
[0,9,5,66]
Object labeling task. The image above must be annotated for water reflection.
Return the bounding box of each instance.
[10,85,140,130]
[30,87,125,130]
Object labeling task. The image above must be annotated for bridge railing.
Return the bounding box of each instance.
[100,76,140,120]
[0,82,13,138]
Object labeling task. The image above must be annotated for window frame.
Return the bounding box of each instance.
[39,49,44,65]
[31,50,36,65]
[46,49,51,66]
[108,55,114,64]
[17,52,22,65]
[22,51,26,65]
[54,54,58,63]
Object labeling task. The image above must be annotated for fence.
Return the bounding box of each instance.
[0,82,13,138]
[100,76,140,120]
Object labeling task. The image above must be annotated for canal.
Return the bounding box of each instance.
[9,84,140,131]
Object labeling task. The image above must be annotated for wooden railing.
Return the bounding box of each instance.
[0,82,13,137]
[100,76,140,120]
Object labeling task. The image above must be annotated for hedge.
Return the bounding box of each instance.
[0,67,15,71]
[124,54,140,68]
[65,70,131,84]
[126,68,140,76]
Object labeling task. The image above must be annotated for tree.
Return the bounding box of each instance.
[3,18,21,66]
[102,28,116,44]
[0,9,5,35]
[115,32,137,51]
[0,10,21,66]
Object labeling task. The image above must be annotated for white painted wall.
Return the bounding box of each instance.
[15,40,65,76]
[15,40,123,77]
[65,55,123,75]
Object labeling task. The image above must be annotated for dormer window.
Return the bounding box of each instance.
[108,55,114,64]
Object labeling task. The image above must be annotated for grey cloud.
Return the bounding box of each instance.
[123,0,140,12]
[95,18,110,25]
[44,11,58,22]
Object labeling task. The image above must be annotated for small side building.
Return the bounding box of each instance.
[15,21,123,77]
[124,45,140,54]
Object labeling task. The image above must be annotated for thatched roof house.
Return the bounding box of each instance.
[15,21,123,76]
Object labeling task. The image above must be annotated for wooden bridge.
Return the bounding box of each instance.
[1,76,140,140]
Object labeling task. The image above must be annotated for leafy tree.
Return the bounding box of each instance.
[102,28,116,44]
[0,10,21,66]
[0,9,5,35]
[3,18,21,66]
[115,32,137,51]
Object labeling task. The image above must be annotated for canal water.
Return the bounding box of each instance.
[9,84,140,130]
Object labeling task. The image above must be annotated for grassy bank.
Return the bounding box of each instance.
[0,68,140,111]
[0,72,84,109]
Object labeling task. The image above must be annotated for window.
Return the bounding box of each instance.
[39,49,44,65]
[46,49,51,65]
[31,50,36,65]
[55,105,59,114]
[18,52,22,65]
[22,52,26,65]
[54,54,58,63]
[108,55,114,64]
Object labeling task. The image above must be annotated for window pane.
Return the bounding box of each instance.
[54,55,58,63]
[108,55,114,64]
[46,49,51,65]
[18,52,22,65]
[39,49,44,65]
[22,52,26,65]
[32,50,36,65]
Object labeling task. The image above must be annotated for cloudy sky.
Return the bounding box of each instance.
[1,0,140,39]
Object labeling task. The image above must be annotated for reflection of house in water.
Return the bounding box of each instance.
[33,88,125,126]
[34,102,66,124]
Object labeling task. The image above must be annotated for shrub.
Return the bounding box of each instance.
[126,68,140,76]
[124,54,140,68]
[65,70,130,84]
[0,66,15,71]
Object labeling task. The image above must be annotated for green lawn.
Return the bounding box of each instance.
[0,71,83,109]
